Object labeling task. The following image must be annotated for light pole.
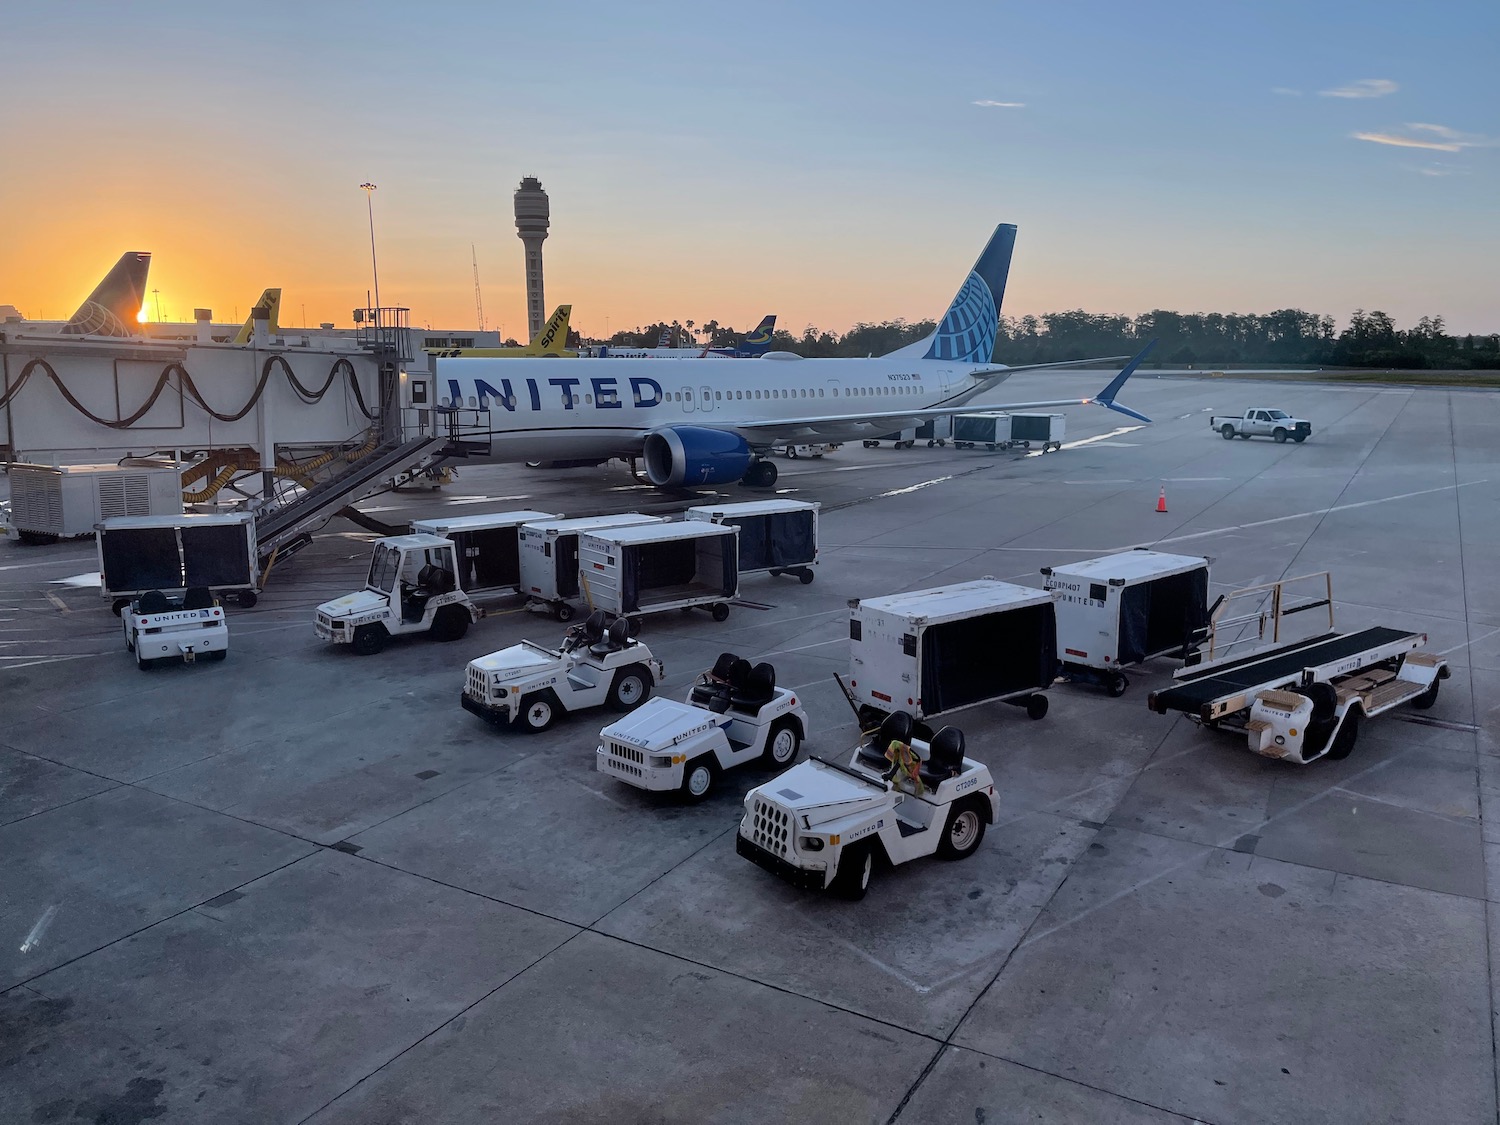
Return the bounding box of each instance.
[359,182,380,316]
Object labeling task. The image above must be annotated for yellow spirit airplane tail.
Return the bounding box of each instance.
[232,288,282,343]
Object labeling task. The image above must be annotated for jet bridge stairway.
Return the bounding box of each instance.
[254,434,445,569]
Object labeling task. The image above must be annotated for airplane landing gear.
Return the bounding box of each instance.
[740,460,778,488]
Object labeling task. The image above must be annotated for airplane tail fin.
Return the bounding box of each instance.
[915,224,1015,363]
[231,289,282,344]
[1089,341,1156,423]
[656,325,672,348]
[737,314,777,356]
[60,252,151,336]
[521,305,572,355]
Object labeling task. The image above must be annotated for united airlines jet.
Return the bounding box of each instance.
[432,225,1151,488]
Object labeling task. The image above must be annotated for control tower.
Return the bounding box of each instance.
[513,176,549,342]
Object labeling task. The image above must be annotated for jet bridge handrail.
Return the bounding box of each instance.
[1204,571,1334,662]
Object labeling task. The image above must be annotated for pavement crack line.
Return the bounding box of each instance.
[885,713,1188,1123]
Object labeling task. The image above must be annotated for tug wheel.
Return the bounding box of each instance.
[764,720,800,768]
[431,605,470,642]
[711,603,731,623]
[1325,705,1362,761]
[516,692,557,733]
[1106,673,1129,698]
[236,590,258,608]
[352,624,386,656]
[680,757,716,802]
[1026,694,1049,720]
[1411,680,1441,710]
[937,799,987,860]
[608,664,653,711]
[830,844,873,901]
[554,602,575,623]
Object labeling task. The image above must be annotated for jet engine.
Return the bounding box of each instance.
[642,426,754,487]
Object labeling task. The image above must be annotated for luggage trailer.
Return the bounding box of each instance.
[1147,626,1448,764]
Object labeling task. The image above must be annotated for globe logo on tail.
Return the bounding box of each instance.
[924,272,997,363]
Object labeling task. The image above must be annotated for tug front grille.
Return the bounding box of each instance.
[605,742,645,777]
[751,799,791,858]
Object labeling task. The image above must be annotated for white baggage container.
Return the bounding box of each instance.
[1009,412,1066,452]
[684,499,819,584]
[9,463,183,543]
[952,413,1013,450]
[579,521,738,624]
[1042,549,1211,695]
[848,579,1056,724]
[97,512,260,613]
[409,510,557,597]
[519,513,666,620]
[916,416,952,446]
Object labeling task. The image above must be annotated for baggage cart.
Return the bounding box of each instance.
[916,416,951,447]
[1009,412,1065,452]
[518,513,666,620]
[579,521,738,625]
[1041,549,1210,695]
[98,512,260,614]
[409,510,557,598]
[684,499,819,584]
[848,578,1056,725]
[953,413,1013,450]
[864,427,916,449]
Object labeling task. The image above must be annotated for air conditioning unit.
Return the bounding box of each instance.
[7,463,183,543]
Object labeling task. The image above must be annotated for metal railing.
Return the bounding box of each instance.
[1204,571,1334,662]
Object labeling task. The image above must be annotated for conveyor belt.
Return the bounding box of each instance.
[1149,627,1416,717]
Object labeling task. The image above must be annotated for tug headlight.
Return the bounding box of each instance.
[800,837,825,852]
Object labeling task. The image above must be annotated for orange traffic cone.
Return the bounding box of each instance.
[1155,488,1168,513]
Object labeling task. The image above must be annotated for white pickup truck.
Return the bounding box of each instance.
[1211,409,1312,444]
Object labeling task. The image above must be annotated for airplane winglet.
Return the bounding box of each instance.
[1090,340,1156,423]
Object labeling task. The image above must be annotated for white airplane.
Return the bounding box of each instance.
[433,224,1152,488]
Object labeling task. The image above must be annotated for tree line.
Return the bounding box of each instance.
[603,311,1499,369]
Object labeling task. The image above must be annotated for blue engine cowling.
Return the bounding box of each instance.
[643,426,754,487]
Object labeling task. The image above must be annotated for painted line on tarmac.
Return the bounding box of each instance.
[43,592,71,615]
[0,653,109,671]
[1438,626,1500,657]
[880,475,954,498]
[1140,479,1490,548]
[0,559,94,573]
[1025,425,1144,458]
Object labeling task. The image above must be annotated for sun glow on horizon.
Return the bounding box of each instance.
[136,307,149,323]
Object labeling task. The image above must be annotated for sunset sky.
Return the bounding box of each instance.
[1,0,1496,337]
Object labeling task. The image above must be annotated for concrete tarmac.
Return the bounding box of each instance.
[1,371,1497,1124]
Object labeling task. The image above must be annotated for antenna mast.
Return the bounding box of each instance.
[471,244,485,332]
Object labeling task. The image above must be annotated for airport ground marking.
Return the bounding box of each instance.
[1438,626,1500,658]
[1137,479,1489,550]
[42,591,70,614]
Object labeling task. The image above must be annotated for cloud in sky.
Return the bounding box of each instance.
[1271,87,1302,96]
[1356,131,1461,151]
[1414,164,1467,177]
[972,100,1025,108]
[1320,78,1398,99]
[1354,123,1494,152]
